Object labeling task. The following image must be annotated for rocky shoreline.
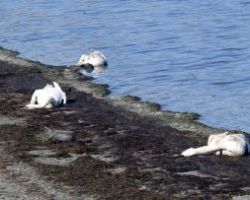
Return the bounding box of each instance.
[0,47,250,199]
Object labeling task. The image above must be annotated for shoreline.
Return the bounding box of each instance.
[0,47,237,136]
[0,46,249,199]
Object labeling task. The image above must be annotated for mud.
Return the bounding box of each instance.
[0,47,250,199]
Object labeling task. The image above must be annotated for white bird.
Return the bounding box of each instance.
[26,82,67,109]
[181,132,249,157]
[76,51,108,68]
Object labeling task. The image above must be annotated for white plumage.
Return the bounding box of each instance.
[182,132,249,157]
[26,82,66,109]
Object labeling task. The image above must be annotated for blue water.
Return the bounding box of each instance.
[1,1,250,132]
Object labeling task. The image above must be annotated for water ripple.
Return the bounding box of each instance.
[1,0,250,132]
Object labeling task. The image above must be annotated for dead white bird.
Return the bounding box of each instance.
[76,51,108,68]
[181,132,250,157]
[26,82,67,109]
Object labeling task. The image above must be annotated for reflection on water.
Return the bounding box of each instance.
[1,0,250,132]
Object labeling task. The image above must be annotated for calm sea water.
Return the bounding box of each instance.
[1,1,250,132]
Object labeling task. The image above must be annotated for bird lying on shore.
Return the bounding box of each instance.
[76,51,108,68]
[181,132,250,157]
[26,82,66,109]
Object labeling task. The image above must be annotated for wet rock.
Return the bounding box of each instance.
[176,112,201,121]
[51,132,76,143]
[63,110,77,115]
[90,150,118,163]
[173,189,202,199]
[143,101,161,112]
[115,96,161,114]
[176,170,221,180]
[233,195,250,200]
[241,187,250,192]
[85,83,110,97]
[121,95,141,103]
[28,149,57,157]
[34,154,82,166]
[42,128,76,143]
[0,115,26,126]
